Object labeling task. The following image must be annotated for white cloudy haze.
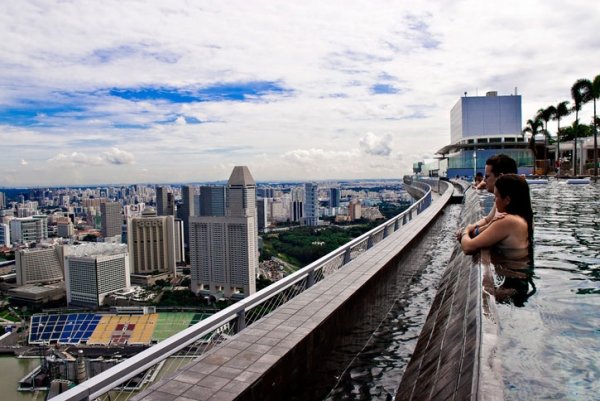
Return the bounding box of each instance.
[1,0,599,186]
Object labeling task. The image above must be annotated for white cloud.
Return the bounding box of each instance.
[103,148,135,165]
[49,148,134,166]
[359,132,392,156]
[1,0,599,185]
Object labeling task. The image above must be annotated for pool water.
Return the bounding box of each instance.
[498,180,600,400]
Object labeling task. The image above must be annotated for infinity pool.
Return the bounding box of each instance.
[498,180,600,400]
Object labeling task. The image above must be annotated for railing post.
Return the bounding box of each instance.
[394,218,400,231]
[307,270,315,289]
[235,310,246,333]
[402,214,407,225]
[367,235,374,249]
[343,247,351,264]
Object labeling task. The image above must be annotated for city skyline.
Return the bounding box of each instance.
[2,1,600,186]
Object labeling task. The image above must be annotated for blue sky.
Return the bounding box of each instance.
[1,0,600,186]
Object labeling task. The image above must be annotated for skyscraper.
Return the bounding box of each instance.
[303,183,319,226]
[0,191,5,209]
[329,187,340,208]
[180,185,195,246]
[65,243,130,307]
[100,202,122,239]
[290,187,304,223]
[190,166,257,298]
[127,211,176,276]
[198,186,226,217]
[156,186,168,216]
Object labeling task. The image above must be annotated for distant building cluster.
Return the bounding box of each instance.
[0,171,408,307]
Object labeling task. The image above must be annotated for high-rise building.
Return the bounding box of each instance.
[166,192,176,216]
[100,202,122,239]
[0,191,5,209]
[180,185,196,246]
[198,186,226,217]
[257,198,269,233]
[437,91,532,177]
[290,187,304,223]
[190,166,257,298]
[329,188,340,208]
[57,221,74,238]
[127,211,176,276]
[348,199,362,221]
[9,216,48,244]
[303,183,319,226]
[174,218,185,264]
[0,223,9,246]
[65,243,130,308]
[156,186,168,216]
[16,246,64,286]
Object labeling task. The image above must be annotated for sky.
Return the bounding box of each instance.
[1,0,600,186]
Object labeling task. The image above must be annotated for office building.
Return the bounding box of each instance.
[190,166,257,298]
[166,192,176,216]
[290,187,303,223]
[436,91,533,177]
[199,186,226,217]
[303,183,319,226]
[329,188,341,208]
[16,246,64,286]
[257,198,269,233]
[348,199,362,221]
[174,218,185,263]
[180,185,196,246]
[0,191,5,209]
[127,211,176,276]
[57,221,74,238]
[100,202,122,239]
[65,243,130,308]
[10,216,48,244]
[156,186,168,216]
[0,223,9,247]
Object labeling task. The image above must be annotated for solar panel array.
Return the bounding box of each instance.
[29,313,102,345]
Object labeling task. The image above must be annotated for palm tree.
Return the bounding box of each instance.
[552,101,570,174]
[537,107,556,173]
[523,117,544,173]
[571,79,592,175]
[589,75,600,178]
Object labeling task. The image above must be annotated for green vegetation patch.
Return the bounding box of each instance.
[262,223,379,268]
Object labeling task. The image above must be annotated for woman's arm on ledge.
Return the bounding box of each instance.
[459,217,510,255]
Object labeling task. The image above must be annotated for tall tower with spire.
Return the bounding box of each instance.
[190,166,257,298]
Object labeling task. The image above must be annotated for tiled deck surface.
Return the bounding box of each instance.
[131,183,454,401]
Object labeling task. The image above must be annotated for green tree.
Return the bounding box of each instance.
[537,107,556,172]
[522,117,544,161]
[571,79,592,175]
[589,75,600,177]
[552,101,571,169]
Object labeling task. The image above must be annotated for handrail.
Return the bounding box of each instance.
[50,180,434,401]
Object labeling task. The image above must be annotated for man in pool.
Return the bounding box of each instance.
[456,154,518,240]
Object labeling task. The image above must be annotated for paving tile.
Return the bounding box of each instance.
[158,379,193,396]
[137,390,178,401]
[182,384,217,401]
[196,375,231,391]
[212,366,244,380]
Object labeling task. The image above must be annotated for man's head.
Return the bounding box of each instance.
[484,154,518,193]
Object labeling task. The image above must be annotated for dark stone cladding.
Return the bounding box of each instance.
[130,181,454,401]
[395,183,489,401]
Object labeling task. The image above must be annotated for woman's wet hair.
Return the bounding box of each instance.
[495,174,534,242]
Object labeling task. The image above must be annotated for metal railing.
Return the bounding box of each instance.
[51,180,436,401]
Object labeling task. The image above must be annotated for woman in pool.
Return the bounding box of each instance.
[459,174,533,255]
